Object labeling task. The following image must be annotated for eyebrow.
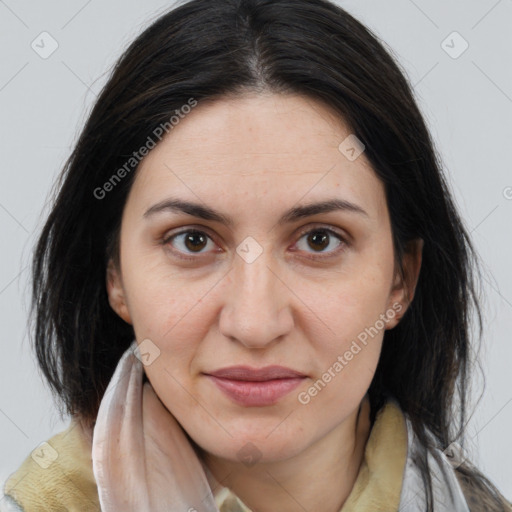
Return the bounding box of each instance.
[143,197,369,227]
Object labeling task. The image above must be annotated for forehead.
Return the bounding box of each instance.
[130,93,387,223]
[147,93,359,161]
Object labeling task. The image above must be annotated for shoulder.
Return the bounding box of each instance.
[453,464,512,511]
[398,412,471,511]
[2,418,100,512]
[399,409,512,511]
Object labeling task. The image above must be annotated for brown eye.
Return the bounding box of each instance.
[294,227,347,258]
[164,229,216,257]
[306,231,330,252]
[182,231,209,252]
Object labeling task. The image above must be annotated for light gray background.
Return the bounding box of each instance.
[1,0,511,499]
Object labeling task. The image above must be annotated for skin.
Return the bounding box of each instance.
[107,92,423,512]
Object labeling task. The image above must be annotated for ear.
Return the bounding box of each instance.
[106,258,132,324]
[385,238,424,330]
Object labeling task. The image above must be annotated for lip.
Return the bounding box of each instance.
[204,366,307,407]
[206,365,306,381]
[205,375,306,407]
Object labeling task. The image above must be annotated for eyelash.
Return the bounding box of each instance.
[162,225,349,262]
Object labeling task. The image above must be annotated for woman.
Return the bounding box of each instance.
[2,0,510,510]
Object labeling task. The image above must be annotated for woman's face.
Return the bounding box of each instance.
[107,92,421,464]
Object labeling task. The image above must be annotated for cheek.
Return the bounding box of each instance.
[294,265,392,396]
[120,250,202,336]
[304,267,393,351]
[302,283,387,408]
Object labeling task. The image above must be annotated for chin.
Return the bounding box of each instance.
[198,433,308,466]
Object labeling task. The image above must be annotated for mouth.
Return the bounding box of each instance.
[203,366,307,407]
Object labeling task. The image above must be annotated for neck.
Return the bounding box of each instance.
[202,394,372,512]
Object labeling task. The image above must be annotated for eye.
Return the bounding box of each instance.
[292,226,348,259]
[163,229,219,260]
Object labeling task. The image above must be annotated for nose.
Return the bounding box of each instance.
[218,245,294,349]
